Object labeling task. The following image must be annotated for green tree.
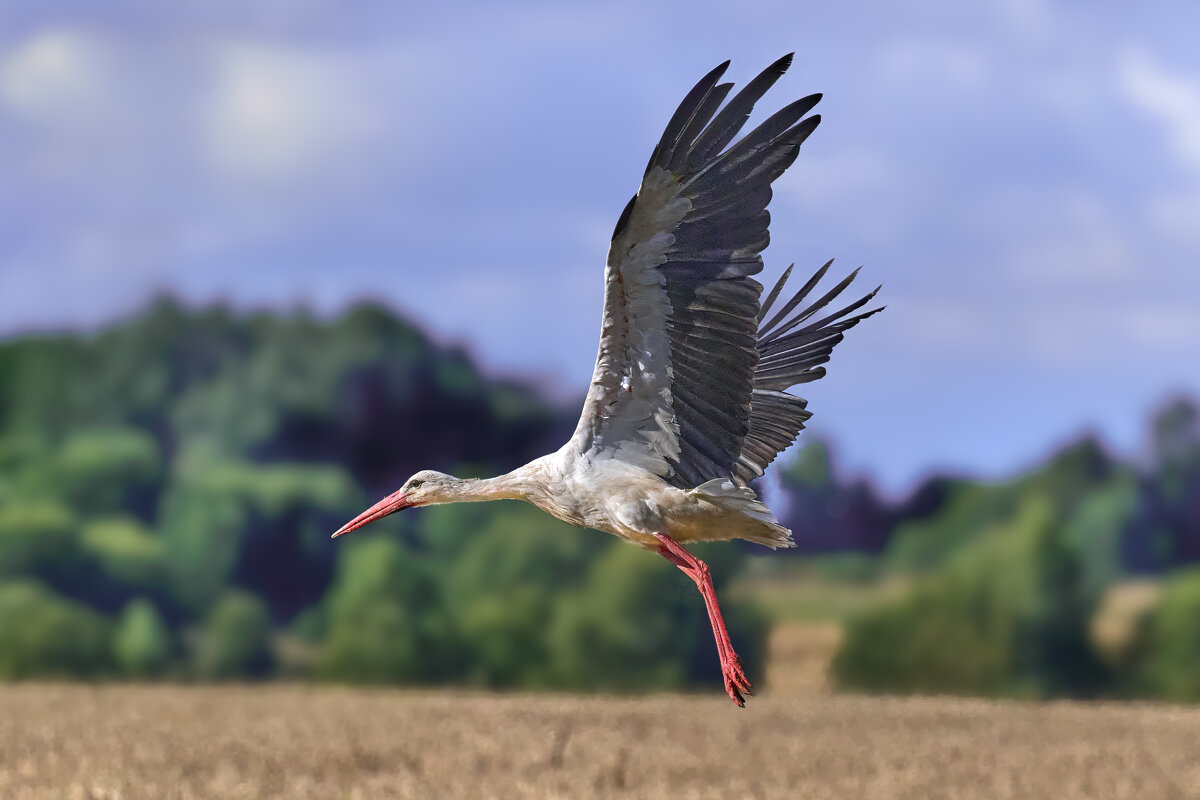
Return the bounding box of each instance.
[55,428,160,514]
[81,517,165,590]
[546,542,766,693]
[884,438,1114,573]
[160,482,247,612]
[780,437,834,490]
[195,591,273,679]
[0,581,110,679]
[113,598,171,677]
[1140,569,1200,702]
[1060,473,1138,598]
[834,497,1105,697]
[0,502,77,577]
[1151,397,1200,483]
[317,536,455,683]
[438,502,608,687]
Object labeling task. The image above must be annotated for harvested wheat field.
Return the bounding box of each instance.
[2,685,1199,800]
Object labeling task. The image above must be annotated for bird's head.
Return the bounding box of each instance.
[332,470,459,538]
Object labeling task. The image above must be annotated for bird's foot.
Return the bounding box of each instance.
[721,648,752,707]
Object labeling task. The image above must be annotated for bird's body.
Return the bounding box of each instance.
[420,446,790,551]
[334,54,881,706]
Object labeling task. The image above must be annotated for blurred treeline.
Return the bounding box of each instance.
[803,397,1200,701]
[0,299,761,689]
[2,300,1199,702]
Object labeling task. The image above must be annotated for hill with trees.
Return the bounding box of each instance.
[0,299,759,688]
[2,299,1199,700]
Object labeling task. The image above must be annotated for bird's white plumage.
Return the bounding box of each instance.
[335,56,883,707]
[572,166,690,477]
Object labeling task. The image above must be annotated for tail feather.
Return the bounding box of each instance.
[690,478,795,549]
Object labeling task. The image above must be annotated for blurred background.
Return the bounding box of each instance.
[1,0,1199,701]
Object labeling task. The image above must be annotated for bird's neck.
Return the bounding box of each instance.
[449,460,549,504]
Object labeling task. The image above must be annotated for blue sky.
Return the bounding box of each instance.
[2,1,1199,492]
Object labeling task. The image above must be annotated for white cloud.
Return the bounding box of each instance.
[200,41,378,182]
[1118,48,1200,171]
[0,29,112,122]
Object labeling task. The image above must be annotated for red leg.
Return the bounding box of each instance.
[655,545,740,685]
[654,533,752,707]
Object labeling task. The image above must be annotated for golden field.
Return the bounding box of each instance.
[2,684,1198,799]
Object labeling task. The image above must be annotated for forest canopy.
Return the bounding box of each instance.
[1,299,1198,699]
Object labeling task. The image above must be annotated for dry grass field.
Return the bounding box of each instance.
[3,685,1200,800]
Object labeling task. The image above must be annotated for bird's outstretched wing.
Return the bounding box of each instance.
[570,55,825,490]
[733,262,884,483]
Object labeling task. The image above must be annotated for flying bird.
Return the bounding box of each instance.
[333,54,882,706]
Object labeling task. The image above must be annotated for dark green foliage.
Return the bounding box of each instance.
[454,586,556,688]
[883,437,1116,573]
[55,428,160,515]
[317,536,455,683]
[548,546,698,691]
[884,481,1024,572]
[548,542,766,693]
[2,301,1199,699]
[441,503,600,688]
[113,598,171,677]
[1131,398,1200,570]
[81,516,165,590]
[160,481,248,613]
[0,581,110,679]
[1151,397,1200,481]
[312,501,767,691]
[1061,473,1139,599]
[834,497,1106,698]
[0,302,761,690]
[1139,569,1200,701]
[776,436,892,553]
[195,591,273,679]
[784,437,833,489]
[0,502,77,577]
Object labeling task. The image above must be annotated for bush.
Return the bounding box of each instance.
[82,517,165,589]
[0,581,110,679]
[55,428,160,513]
[833,497,1105,698]
[547,543,766,693]
[1140,569,1200,702]
[317,536,455,683]
[456,586,555,688]
[439,503,599,687]
[0,503,77,577]
[160,484,247,612]
[548,545,695,691]
[113,598,171,677]
[195,591,273,679]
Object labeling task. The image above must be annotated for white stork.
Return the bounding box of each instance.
[333,54,882,706]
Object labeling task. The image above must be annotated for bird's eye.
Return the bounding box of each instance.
[408,479,424,490]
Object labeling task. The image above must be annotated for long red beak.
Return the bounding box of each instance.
[332,489,413,538]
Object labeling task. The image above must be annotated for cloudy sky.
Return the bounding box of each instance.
[2,0,1198,492]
